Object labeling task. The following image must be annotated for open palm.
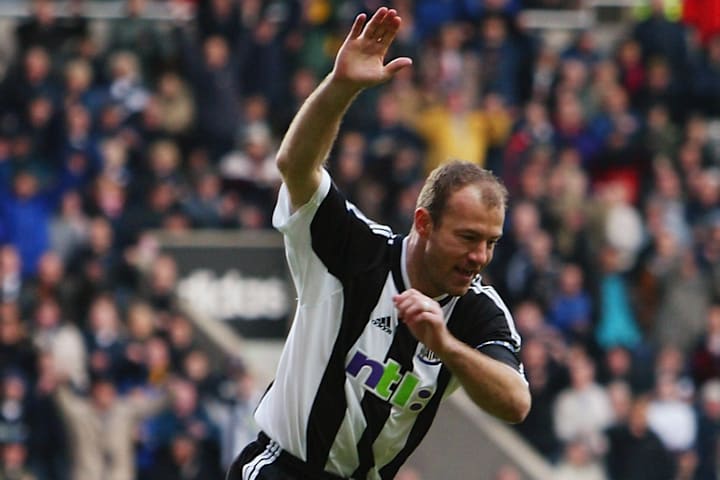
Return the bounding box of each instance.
[332,7,412,89]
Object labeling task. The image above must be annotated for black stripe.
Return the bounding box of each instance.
[351,394,392,478]
[352,322,419,478]
[305,187,397,471]
[253,380,274,416]
[378,367,453,479]
[311,185,394,280]
[306,190,397,471]
[304,273,390,470]
[377,297,474,478]
[438,295,453,307]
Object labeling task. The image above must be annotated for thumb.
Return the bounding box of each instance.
[383,57,413,78]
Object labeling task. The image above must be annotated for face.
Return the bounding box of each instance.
[416,185,504,297]
[92,381,116,410]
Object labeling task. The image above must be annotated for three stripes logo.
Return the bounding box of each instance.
[371,316,392,334]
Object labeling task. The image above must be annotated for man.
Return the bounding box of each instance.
[228,7,530,480]
[53,374,167,480]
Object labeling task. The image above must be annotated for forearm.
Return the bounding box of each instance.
[437,337,530,424]
[276,74,362,207]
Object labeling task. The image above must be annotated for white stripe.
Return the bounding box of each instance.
[370,227,392,238]
[479,285,522,347]
[243,442,281,480]
[346,201,393,237]
[477,339,517,351]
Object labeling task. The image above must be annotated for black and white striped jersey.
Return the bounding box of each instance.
[254,170,524,480]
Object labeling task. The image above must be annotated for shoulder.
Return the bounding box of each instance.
[466,281,512,313]
[458,280,515,329]
[449,279,521,348]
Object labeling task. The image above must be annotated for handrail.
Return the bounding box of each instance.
[0,0,175,20]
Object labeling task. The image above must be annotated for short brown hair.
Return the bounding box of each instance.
[416,160,508,226]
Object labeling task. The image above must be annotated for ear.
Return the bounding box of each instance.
[414,208,433,238]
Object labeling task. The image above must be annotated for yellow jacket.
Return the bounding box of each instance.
[414,105,512,173]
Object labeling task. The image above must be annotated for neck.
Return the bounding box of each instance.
[405,231,435,297]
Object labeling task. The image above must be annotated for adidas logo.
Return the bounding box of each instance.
[371,316,392,334]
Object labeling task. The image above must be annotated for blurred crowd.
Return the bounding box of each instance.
[1,0,720,479]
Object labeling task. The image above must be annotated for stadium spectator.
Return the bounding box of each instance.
[61,58,105,118]
[83,294,127,382]
[605,395,676,479]
[0,439,36,480]
[547,262,592,344]
[271,67,319,137]
[694,380,720,480]
[599,346,652,393]
[14,0,86,56]
[146,378,220,470]
[0,370,32,447]
[0,246,24,304]
[106,0,173,80]
[30,296,86,390]
[415,88,512,174]
[641,104,680,158]
[553,352,613,455]
[52,373,166,480]
[180,170,225,228]
[646,372,697,453]
[635,56,686,123]
[697,222,720,302]
[0,170,61,278]
[0,307,37,383]
[690,304,720,388]
[195,0,243,45]
[178,31,241,159]
[149,432,222,480]
[594,245,643,350]
[154,72,195,139]
[553,437,607,480]
[506,229,561,310]
[206,360,261,471]
[0,47,56,131]
[633,0,689,73]
[20,251,76,321]
[513,336,564,459]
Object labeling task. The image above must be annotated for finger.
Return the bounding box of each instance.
[396,296,432,318]
[363,7,389,40]
[384,57,413,77]
[348,13,366,40]
[373,9,398,44]
[393,291,418,310]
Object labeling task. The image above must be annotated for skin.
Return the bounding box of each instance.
[409,185,504,298]
[276,8,529,424]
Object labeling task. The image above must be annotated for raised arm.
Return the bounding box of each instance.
[276,7,412,208]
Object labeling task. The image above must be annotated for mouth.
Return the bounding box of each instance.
[454,267,477,283]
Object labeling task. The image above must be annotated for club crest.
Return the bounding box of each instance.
[417,344,441,365]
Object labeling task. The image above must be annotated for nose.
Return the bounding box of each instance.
[467,242,488,266]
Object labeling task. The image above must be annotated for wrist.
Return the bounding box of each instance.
[326,71,366,99]
[432,329,462,361]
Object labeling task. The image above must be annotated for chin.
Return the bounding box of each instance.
[445,284,471,297]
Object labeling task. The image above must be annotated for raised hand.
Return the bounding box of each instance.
[331,7,412,90]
